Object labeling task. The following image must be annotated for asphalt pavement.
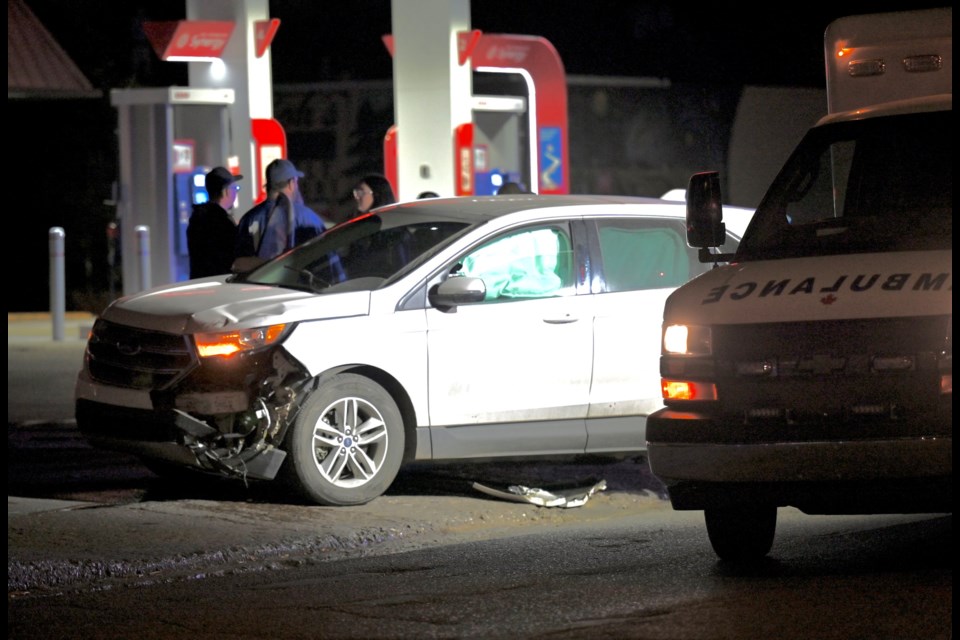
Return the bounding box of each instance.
[8,312,98,517]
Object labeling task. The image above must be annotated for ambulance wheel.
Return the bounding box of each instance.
[704,505,777,561]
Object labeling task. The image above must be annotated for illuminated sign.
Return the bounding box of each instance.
[172,139,195,173]
[254,19,281,58]
[144,21,235,61]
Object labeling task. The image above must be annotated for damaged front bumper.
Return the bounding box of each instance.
[75,342,313,482]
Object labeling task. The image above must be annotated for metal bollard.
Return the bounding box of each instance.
[48,227,66,341]
[135,225,151,292]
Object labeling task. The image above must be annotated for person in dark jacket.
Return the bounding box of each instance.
[186,166,243,279]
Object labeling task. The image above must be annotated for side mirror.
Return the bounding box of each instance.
[686,171,726,248]
[428,276,486,311]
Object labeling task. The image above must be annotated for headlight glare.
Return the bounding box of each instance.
[663,324,712,356]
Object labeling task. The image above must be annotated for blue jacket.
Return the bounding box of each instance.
[235,194,326,259]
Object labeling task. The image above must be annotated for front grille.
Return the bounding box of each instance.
[713,316,948,362]
[710,316,951,435]
[85,319,197,390]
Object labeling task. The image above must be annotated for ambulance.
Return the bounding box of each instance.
[646,8,952,561]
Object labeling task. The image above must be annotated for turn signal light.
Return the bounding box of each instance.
[661,379,718,401]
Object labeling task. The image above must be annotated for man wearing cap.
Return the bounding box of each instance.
[186,166,243,279]
[235,158,327,262]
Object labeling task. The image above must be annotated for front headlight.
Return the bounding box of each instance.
[194,324,288,358]
[663,324,712,356]
[661,324,717,402]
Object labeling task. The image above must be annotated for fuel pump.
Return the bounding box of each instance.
[173,167,210,281]
[111,87,235,292]
[383,32,569,198]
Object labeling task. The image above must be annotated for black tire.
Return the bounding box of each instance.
[281,373,405,506]
[704,505,777,562]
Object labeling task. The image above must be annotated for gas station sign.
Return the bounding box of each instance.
[144,20,235,61]
[254,19,281,58]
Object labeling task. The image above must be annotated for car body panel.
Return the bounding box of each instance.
[589,287,674,418]
[101,278,370,333]
[425,292,594,426]
[76,194,755,501]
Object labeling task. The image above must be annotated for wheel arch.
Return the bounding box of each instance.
[315,364,420,463]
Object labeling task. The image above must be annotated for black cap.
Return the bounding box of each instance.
[205,166,243,196]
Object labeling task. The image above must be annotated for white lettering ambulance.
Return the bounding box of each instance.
[646,7,952,561]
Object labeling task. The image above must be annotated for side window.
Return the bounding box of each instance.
[596,219,689,292]
[458,225,574,302]
[783,140,852,226]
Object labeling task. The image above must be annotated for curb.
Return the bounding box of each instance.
[8,312,97,322]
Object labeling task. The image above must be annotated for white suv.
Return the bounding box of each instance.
[76,194,753,505]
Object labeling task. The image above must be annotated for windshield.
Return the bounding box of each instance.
[737,110,951,260]
[233,212,474,293]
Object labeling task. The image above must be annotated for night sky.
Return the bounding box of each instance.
[24,0,949,91]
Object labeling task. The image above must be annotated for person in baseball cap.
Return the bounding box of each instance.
[235,158,327,264]
[204,166,243,197]
[187,166,243,279]
[265,158,304,188]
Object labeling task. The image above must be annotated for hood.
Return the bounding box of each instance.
[664,250,952,325]
[100,277,371,334]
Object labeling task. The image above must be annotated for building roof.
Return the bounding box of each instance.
[8,0,101,99]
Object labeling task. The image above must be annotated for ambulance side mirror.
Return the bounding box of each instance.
[686,171,726,248]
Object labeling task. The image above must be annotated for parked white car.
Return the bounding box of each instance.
[76,194,754,505]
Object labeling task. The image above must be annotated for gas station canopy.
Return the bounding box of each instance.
[7,0,100,99]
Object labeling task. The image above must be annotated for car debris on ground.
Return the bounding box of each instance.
[472,478,608,508]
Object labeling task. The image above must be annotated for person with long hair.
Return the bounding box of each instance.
[235,159,326,261]
[350,173,396,219]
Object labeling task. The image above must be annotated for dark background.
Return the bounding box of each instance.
[11,1,946,312]
[22,1,948,87]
